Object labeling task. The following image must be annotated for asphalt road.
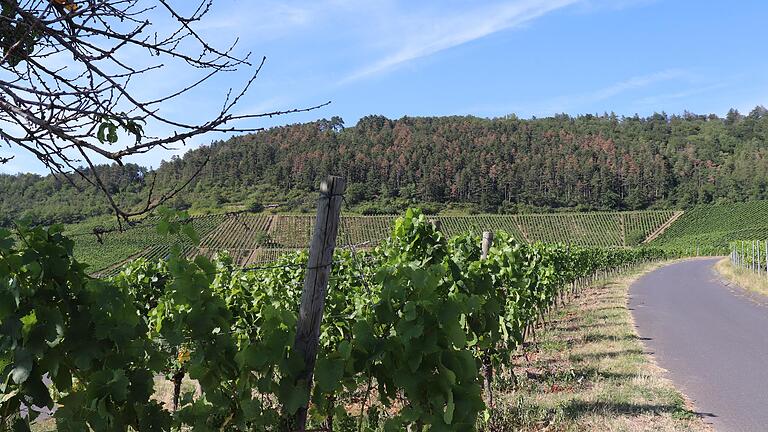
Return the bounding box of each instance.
[629,258,768,432]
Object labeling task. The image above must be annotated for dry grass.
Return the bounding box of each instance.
[485,263,712,432]
[714,257,768,298]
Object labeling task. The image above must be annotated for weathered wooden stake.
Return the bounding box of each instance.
[480,231,495,408]
[292,176,346,430]
[481,231,493,259]
[429,218,442,232]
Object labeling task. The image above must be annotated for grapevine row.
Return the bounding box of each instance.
[1,209,666,431]
[653,201,768,254]
[65,211,678,272]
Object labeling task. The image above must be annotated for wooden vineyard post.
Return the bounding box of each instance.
[292,176,346,431]
[429,218,442,232]
[759,240,762,276]
[481,231,493,259]
[480,231,495,409]
[765,240,767,277]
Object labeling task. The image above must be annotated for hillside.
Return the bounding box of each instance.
[3,108,768,226]
[67,209,679,275]
[651,201,768,253]
[76,200,768,274]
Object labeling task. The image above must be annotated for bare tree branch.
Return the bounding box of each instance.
[0,0,327,222]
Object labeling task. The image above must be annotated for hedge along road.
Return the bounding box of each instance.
[629,258,768,432]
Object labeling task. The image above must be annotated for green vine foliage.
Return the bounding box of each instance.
[0,224,169,431]
[0,208,667,431]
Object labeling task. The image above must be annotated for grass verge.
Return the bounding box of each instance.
[486,263,711,431]
[714,257,768,298]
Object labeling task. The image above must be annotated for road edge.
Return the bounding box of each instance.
[712,257,768,307]
[626,259,715,430]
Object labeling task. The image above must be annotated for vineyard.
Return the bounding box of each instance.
[66,214,225,274]
[515,210,676,246]
[651,201,768,254]
[66,210,680,275]
[1,209,667,431]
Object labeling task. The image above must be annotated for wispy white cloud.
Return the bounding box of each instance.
[340,0,580,83]
[634,81,731,107]
[573,0,661,13]
[196,1,314,40]
[463,68,691,117]
[590,69,689,101]
[538,68,689,113]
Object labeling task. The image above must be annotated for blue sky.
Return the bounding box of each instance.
[3,0,768,174]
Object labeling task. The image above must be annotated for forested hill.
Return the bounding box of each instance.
[3,108,768,225]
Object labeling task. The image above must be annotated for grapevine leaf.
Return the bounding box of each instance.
[241,397,261,420]
[444,399,455,425]
[0,291,15,320]
[314,356,344,393]
[444,321,466,348]
[0,228,13,250]
[11,348,32,384]
[352,321,375,354]
[156,219,170,236]
[181,223,200,245]
[20,310,37,339]
[279,379,310,415]
[406,351,422,372]
[338,340,352,359]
